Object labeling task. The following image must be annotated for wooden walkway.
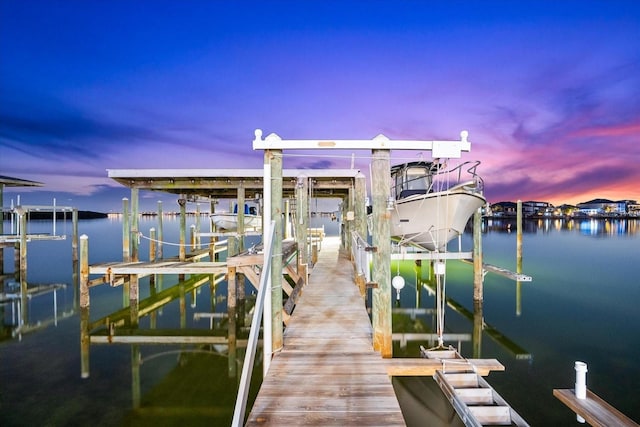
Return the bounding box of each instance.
[245,236,406,426]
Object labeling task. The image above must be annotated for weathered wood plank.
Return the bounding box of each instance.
[553,389,639,427]
[383,358,504,377]
[90,261,227,275]
[246,236,405,426]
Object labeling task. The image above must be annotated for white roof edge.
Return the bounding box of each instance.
[107,168,361,179]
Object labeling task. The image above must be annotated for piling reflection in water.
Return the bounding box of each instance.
[80,270,261,426]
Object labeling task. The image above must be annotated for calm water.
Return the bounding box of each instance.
[1,216,639,426]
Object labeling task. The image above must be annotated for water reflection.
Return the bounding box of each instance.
[1,280,75,341]
[80,271,259,425]
[389,259,532,361]
[482,218,640,236]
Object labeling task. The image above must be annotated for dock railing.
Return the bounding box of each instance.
[231,221,276,427]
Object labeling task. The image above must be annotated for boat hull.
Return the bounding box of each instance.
[390,190,486,251]
[211,214,261,231]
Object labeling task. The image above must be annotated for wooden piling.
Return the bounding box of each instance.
[371,149,392,358]
[157,201,164,259]
[178,197,187,262]
[19,210,28,325]
[72,208,79,308]
[122,198,130,262]
[209,198,217,261]
[149,228,156,262]
[473,208,483,302]
[131,188,139,262]
[228,266,237,378]
[269,149,284,352]
[354,172,367,249]
[516,200,523,269]
[296,176,309,268]
[79,233,90,378]
[80,306,90,378]
[130,274,139,327]
[473,299,483,358]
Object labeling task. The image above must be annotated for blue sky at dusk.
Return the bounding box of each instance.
[1,1,639,212]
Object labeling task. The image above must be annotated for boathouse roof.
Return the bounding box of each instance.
[0,175,44,187]
[106,168,362,199]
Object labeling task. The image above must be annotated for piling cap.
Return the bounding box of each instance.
[575,361,588,372]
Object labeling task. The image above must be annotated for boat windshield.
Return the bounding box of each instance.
[406,167,429,191]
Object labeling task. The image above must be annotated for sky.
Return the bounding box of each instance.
[1,0,639,212]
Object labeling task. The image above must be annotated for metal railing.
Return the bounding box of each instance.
[231,221,276,427]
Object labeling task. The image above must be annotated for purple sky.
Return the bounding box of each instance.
[1,1,639,212]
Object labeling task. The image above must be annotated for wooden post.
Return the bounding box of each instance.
[80,235,89,308]
[295,176,309,271]
[516,200,523,316]
[236,187,246,325]
[149,228,156,262]
[354,172,367,251]
[80,234,90,378]
[228,266,237,378]
[190,225,196,251]
[130,274,139,327]
[149,228,157,292]
[473,300,483,358]
[178,197,187,262]
[269,149,284,352]
[122,198,130,262]
[237,186,245,251]
[157,201,164,259]
[19,210,27,325]
[517,200,523,269]
[210,199,217,261]
[131,188,139,262]
[195,203,201,249]
[371,149,392,358]
[473,208,483,302]
[72,208,79,308]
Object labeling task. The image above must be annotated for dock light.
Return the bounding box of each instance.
[392,275,405,300]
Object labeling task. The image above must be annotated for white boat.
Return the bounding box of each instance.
[211,203,261,231]
[388,161,486,251]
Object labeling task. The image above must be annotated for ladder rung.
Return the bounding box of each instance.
[455,387,494,404]
[469,406,512,425]
[442,373,479,388]
[424,349,459,359]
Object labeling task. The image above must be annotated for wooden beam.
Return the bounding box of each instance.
[383,357,504,377]
[553,389,639,427]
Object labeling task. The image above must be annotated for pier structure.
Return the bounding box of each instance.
[86,130,538,425]
[1,175,79,340]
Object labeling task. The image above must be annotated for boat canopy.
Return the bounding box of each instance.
[391,162,437,200]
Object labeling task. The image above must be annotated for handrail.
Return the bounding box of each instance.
[231,220,276,427]
[351,231,373,283]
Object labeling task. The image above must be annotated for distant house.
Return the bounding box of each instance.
[576,199,627,216]
[522,201,554,217]
[489,201,517,216]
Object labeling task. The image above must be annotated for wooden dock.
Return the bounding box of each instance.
[245,236,406,426]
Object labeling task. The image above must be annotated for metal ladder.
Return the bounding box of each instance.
[424,348,530,426]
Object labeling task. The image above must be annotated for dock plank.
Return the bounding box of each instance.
[246,236,405,426]
[554,389,639,427]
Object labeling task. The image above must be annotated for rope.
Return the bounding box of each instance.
[137,231,225,248]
